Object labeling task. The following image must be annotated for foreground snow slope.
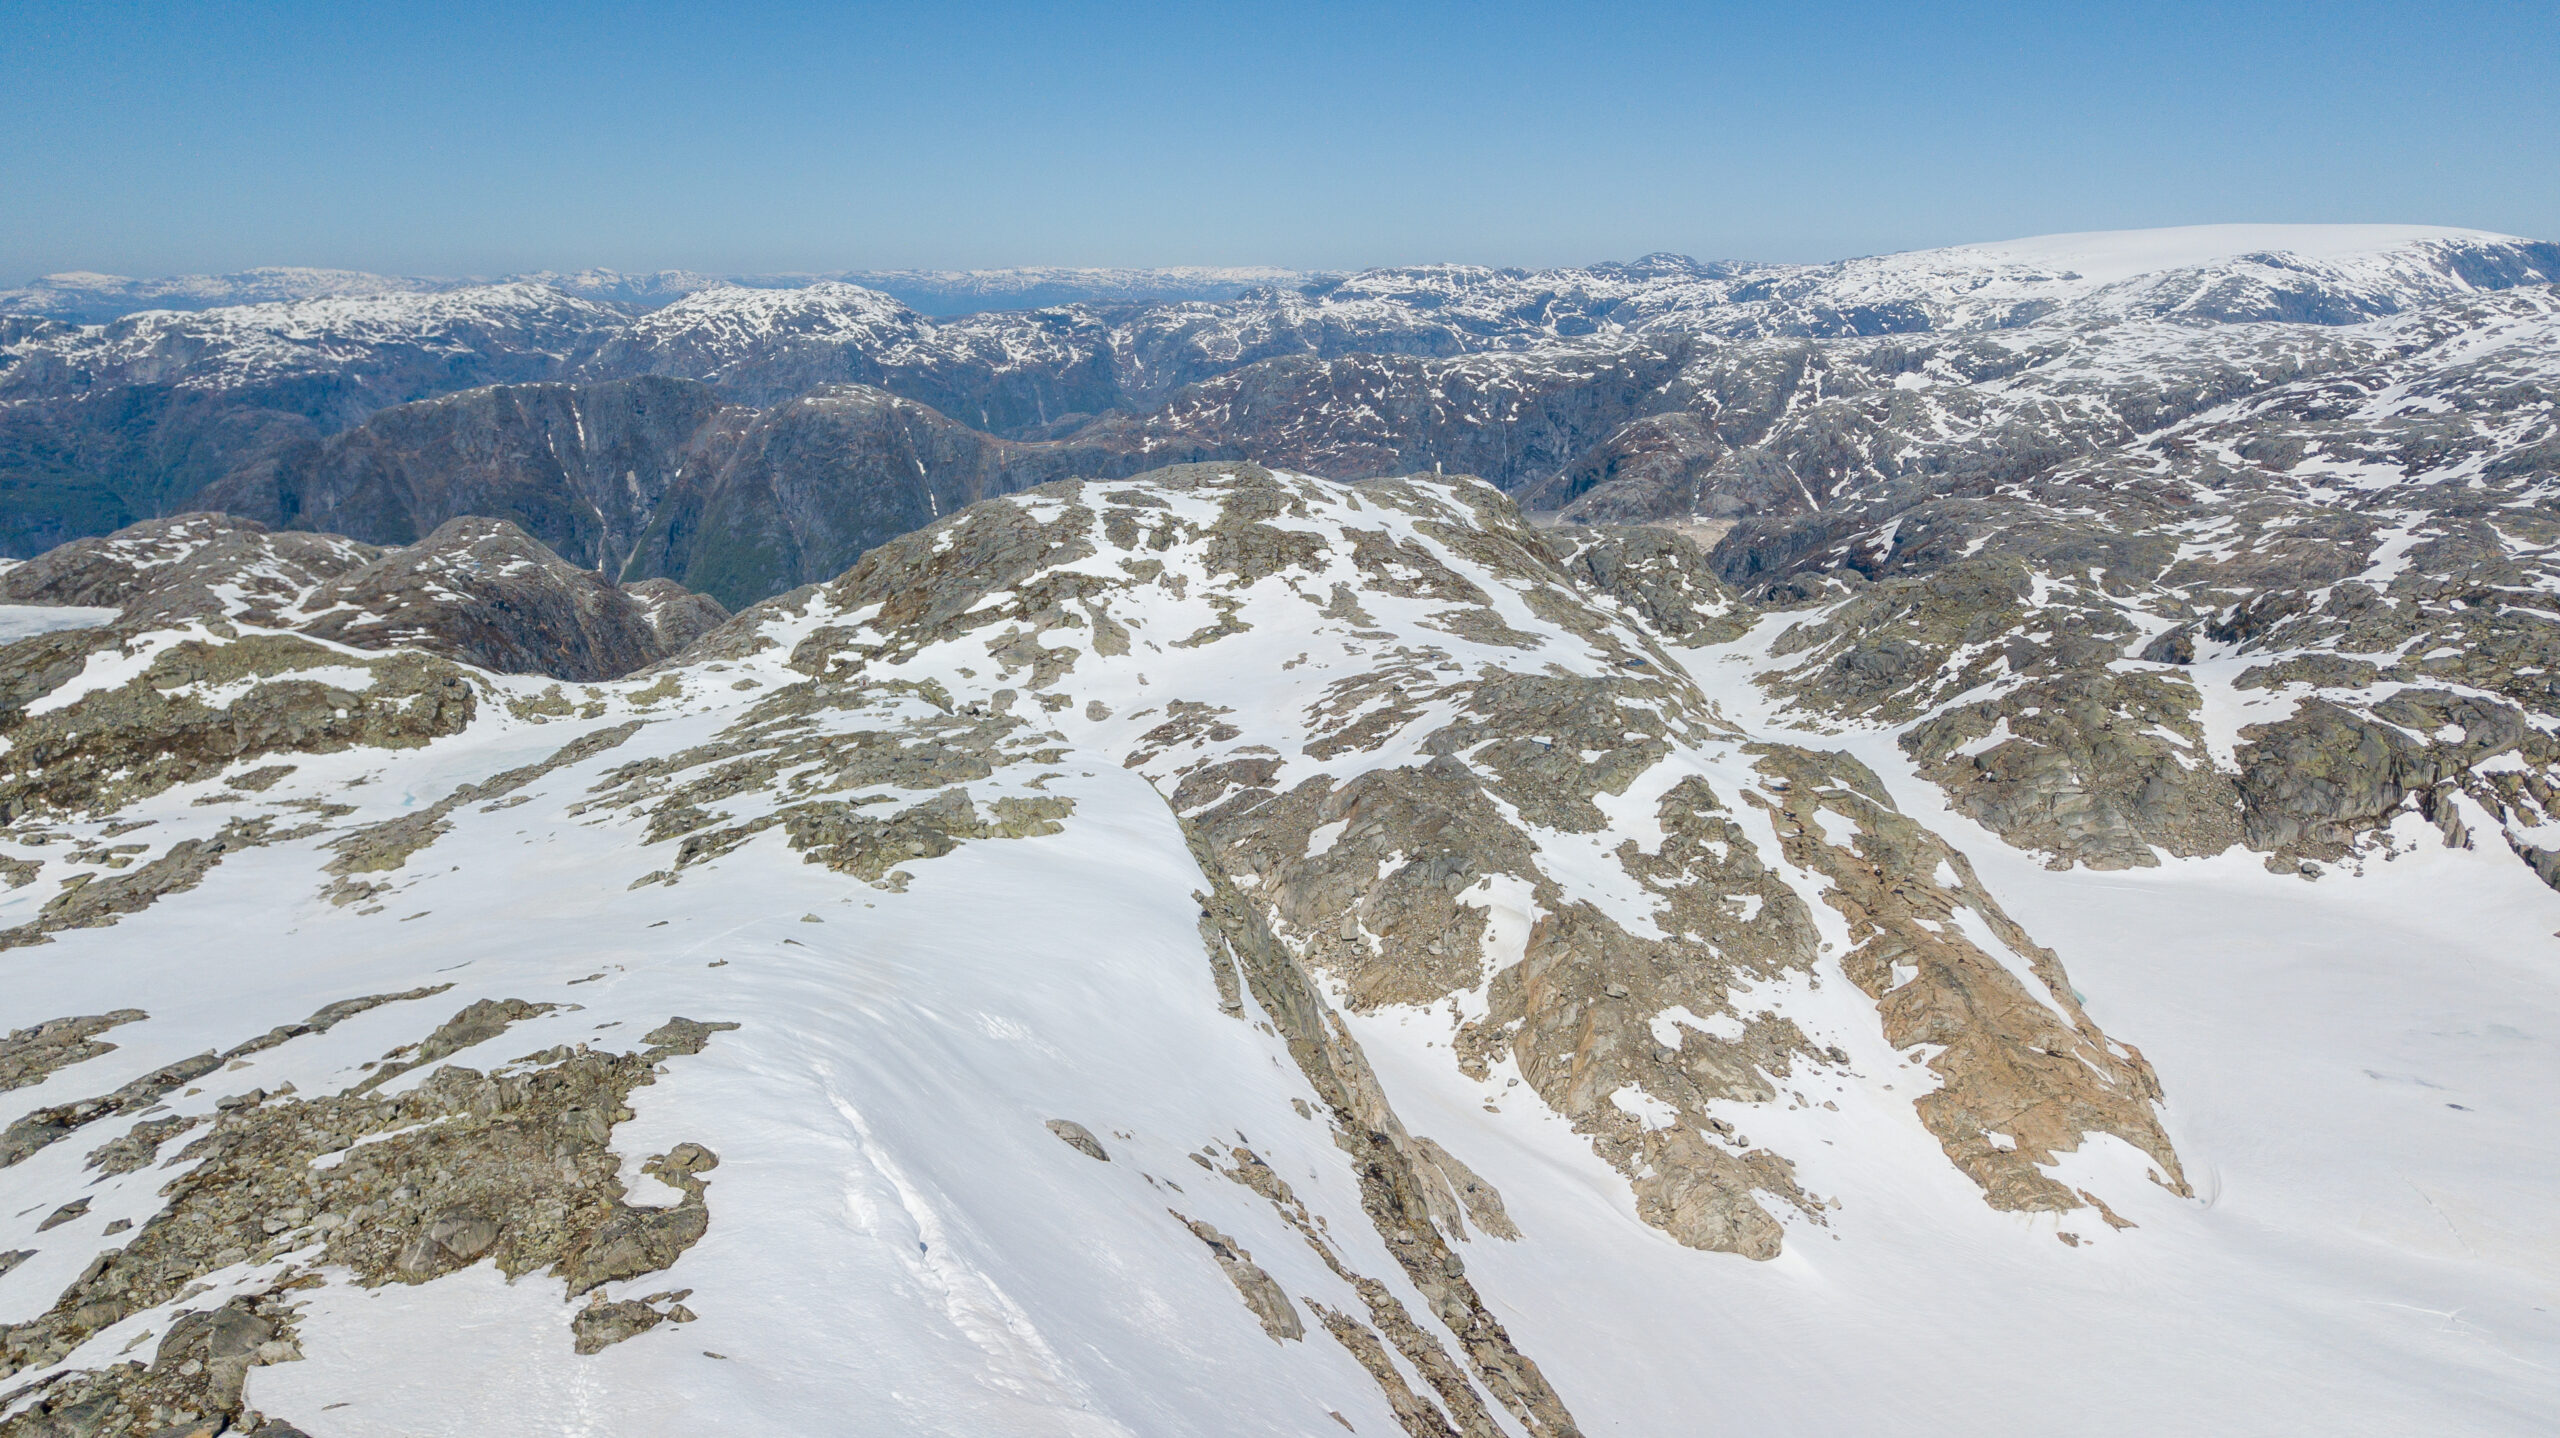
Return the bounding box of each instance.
[0,467,2550,1436]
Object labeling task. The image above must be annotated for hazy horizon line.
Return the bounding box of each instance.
[11,219,2546,293]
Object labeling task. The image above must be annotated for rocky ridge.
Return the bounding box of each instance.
[674,465,2183,1258]
[0,512,725,683]
[1686,285,2560,893]
[0,463,2223,1436]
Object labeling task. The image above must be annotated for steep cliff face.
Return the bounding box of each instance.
[0,287,629,551]
[180,380,1143,609]
[208,376,736,569]
[615,385,1160,609]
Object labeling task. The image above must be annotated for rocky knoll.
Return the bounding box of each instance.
[0,512,725,681]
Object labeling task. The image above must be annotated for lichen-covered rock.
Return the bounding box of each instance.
[721,463,2174,1266]
[1045,1119,1109,1161]
[1540,524,1756,646]
[624,577,730,652]
[290,517,676,681]
[1176,1217,1304,1343]
[0,515,378,629]
[2234,689,2539,864]
[0,1010,147,1093]
[1903,669,2243,869]
[1749,746,2188,1209]
[0,635,477,819]
[0,1001,734,1429]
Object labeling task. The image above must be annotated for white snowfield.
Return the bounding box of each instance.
[0,469,2550,1436]
[1927,223,2522,283]
[0,605,117,641]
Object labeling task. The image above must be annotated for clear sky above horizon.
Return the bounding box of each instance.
[5,0,2554,281]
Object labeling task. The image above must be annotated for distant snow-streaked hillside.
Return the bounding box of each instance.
[0,268,482,324]
[841,265,1307,314]
[2,224,2556,591]
[0,265,1311,326]
[0,284,625,402]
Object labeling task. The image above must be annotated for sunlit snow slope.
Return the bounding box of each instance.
[0,467,2550,1437]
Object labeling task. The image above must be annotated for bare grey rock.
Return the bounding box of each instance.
[1044,1120,1108,1162]
[0,1010,148,1093]
[1175,1217,1303,1343]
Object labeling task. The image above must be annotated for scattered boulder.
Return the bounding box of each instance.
[1044,1119,1109,1161]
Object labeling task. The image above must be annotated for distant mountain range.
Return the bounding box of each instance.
[3,225,2553,607]
[0,264,1310,323]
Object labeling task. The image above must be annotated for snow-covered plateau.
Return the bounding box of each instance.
[0,464,2550,1437]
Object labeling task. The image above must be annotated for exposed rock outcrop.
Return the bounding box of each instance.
[0,1003,733,1435]
[726,463,2177,1263]
[291,517,679,681]
[0,512,727,681]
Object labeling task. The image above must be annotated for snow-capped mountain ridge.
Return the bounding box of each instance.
[3,222,2557,601]
[0,284,625,399]
[11,223,2545,333]
[0,268,484,325]
[0,266,1307,326]
[7,227,2547,406]
[841,265,1305,315]
[594,282,936,378]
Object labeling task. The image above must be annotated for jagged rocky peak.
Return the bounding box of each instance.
[0,511,726,682]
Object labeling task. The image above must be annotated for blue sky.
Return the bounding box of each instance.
[4,0,2554,279]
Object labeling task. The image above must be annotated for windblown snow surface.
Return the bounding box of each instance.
[0,469,2549,1436]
